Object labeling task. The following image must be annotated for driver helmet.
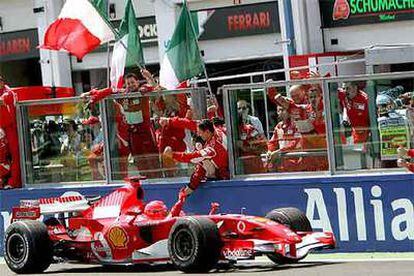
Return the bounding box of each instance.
[144,200,168,220]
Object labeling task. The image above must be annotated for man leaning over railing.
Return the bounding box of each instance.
[162,119,229,196]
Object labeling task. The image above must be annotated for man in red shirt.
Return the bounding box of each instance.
[0,128,10,187]
[163,119,229,195]
[83,70,161,178]
[338,82,370,144]
[0,76,21,188]
[274,85,328,171]
[267,105,303,172]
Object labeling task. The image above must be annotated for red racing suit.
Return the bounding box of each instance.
[157,95,189,153]
[238,123,267,174]
[286,99,308,122]
[172,133,229,190]
[0,85,20,188]
[90,86,160,178]
[268,119,303,172]
[0,129,10,182]
[339,89,370,144]
[287,100,328,171]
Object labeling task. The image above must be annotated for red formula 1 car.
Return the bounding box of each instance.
[4,177,335,274]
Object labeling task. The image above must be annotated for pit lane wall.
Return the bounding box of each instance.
[1,173,413,255]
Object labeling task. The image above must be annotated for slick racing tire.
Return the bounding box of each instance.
[168,217,221,273]
[265,207,312,264]
[4,220,53,274]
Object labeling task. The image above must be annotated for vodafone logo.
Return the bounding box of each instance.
[223,248,253,259]
[237,221,246,233]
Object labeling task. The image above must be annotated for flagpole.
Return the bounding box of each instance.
[184,1,210,95]
[94,1,145,72]
[183,0,217,115]
[106,0,111,87]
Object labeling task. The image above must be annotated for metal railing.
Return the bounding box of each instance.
[222,70,414,177]
[14,71,414,187]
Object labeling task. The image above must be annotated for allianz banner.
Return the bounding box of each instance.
[320,0,414,28]
[1,174,413,255]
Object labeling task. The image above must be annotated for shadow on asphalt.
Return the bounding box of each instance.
[44,261,341,274]
[210,261,340,274]
[44,263,177,274]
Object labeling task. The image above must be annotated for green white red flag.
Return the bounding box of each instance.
[41,0,115,60]
[159,1,204,90]
[110,0,144,88]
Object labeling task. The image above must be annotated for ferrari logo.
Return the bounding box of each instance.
[107,226,128,249]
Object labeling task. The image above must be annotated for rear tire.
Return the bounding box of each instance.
[4,220,53,274]
[168,217,221,273]
[265,207,312,264]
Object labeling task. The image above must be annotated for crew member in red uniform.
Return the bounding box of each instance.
[0,75,20,188]
[338,82,370,144]
[154,94,189,177]
[267,105,303,172]
[163,119,229,195]
[0,128,11,188]
[289,85,309,105]
[156,94,189,153]
[274,85,328,171]
[82,70,161,178]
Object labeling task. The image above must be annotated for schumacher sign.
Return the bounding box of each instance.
[320,0,414,27]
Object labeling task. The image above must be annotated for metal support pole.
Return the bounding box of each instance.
[16,104,28,187]
[106,0,111,87]
[322,80,336,175]
[100,100,112,184]
[223,87,236,178]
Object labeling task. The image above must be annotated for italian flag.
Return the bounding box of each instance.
[160,1,204,90]
[41,0,115,60]
[110,0,144,89]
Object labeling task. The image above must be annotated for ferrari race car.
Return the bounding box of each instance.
[4,177,335,273]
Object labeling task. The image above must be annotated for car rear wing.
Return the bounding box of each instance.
[11,192,91,222]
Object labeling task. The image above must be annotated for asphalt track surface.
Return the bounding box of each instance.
[1,254,414,276]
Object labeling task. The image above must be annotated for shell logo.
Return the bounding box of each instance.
[107,226,128,249]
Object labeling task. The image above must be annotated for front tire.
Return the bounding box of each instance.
[4,220,53,274]
[168,217,221,273]
[265,207,312,264]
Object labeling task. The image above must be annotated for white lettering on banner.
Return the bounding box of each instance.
[370,186,385,241]
[305,185,414,242]
[304,189,333,232]
[138,24,157,39]
[391,199,414,241]
[351,187,367,241]
[333,188,349,241]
